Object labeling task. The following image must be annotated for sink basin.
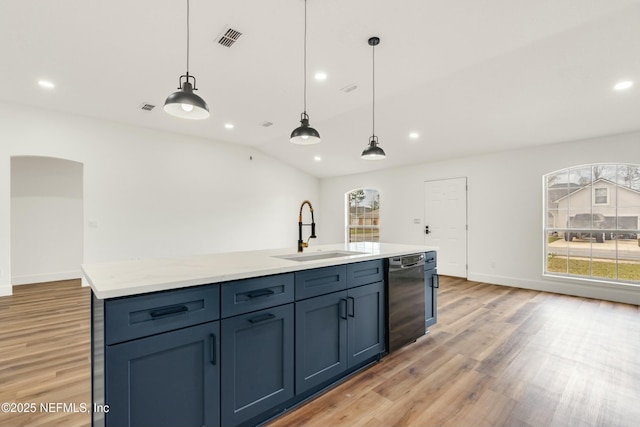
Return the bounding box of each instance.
[274,250,367,262]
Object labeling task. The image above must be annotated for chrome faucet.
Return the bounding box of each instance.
[298,200,317,252]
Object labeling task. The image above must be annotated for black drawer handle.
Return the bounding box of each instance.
[426,258,435,263]
[340,299,347,320]
[210,334,217,365]
[149,304,188,319]
[347,297,355,317]
[246,289,275,299]
[248,313,275,324]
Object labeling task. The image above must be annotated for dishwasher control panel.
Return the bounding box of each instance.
[389,253,425,268]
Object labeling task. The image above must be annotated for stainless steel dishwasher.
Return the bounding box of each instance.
[387,253,426,352]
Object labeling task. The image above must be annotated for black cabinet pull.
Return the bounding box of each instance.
[347,297,355,317]
[246,289,275,299]
[248,313,276,324]
[433,275,439,288]
[149,304,188,319]
[340,299,347,320]
[426,258,435,263]
[210,334,217,365]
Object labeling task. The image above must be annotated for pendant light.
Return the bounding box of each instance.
[362,36,386,160]
[290,0,320,144]
[163,0,210,120]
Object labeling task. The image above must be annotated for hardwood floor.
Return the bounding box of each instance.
[0,280,91,427]
[0,277,638,427]
[269,277,640,427]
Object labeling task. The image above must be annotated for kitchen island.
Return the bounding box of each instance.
[84,242,436,427]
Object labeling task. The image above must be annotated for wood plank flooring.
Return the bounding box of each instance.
[0,280,91,427]
[0,277,638,427]
[269,277,640,427]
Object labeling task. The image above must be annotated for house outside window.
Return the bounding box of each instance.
[544,164,640,285]
[346,189,380,243]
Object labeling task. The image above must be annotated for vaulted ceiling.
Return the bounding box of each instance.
[2,0,640,177]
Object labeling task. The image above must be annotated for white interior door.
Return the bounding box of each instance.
[424,177,467,278]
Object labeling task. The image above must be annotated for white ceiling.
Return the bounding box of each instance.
[2,0,640,178]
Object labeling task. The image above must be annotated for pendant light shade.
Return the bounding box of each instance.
[362,136,386,160]
[164,74,210,119]
[290,112,320,144]
[290,0,320,144]
[362,36,386,160]
[164,0,210,120]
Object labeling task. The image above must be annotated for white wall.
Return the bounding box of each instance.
[320,132,640,305]
[11,156,83,285]
[0,102,320,295]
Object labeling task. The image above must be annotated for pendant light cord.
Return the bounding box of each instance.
[186,0,190,75]
[303,0,308,113]
[372,42,375,137]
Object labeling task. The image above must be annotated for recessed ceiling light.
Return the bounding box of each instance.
[614,81,633,91]
[409,132,419,139]
[314,72,327,81]
[38,80,55,89]
[313,155,322,162]
[224,123,234,129]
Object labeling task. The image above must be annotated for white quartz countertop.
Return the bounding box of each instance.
[83,243,437,299]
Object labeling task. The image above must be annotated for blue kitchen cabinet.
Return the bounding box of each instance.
[96,284,221,427]
[220,303,295,427]
[93,259,390,427]
[295,260,385,395]
[424,251,438,329]
[105,321,220,427]
[346,280,385,366]
[295,290,348,393]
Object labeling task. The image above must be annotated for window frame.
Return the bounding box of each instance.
[345,188,380,243]
[593,187,609,205]
[543,164,640,287]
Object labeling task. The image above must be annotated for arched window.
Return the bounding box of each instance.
[346,189,380,243]
[544,164,640,284]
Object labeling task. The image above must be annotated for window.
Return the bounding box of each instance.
[346,189,380,243]
[544,164,640,285]
[594,187,608,205]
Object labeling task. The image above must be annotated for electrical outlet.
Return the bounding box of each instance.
[413,218,421,224]
[88,220,98,229]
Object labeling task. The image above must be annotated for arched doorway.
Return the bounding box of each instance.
[10,156,83,285]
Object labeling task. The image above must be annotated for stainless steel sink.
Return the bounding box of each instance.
[273,250,367,262]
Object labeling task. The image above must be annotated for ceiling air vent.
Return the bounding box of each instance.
[217,27,243,47]
[140,103,156,111]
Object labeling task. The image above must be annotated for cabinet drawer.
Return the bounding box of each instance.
[347,259,384,288]
[221,273,294,318]
[105,284,220,345]
[295,265,347,300]
[425,251,437,271]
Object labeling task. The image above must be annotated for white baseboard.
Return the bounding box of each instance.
[0,283,11,296]
[11,270,82,286]
[468,272,640,306]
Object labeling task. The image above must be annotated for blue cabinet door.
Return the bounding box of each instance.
[347,281,385,367]
[425,269,438,329]
[221,303,294,427]
[295,290,348,394]
[105,321,220,427]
